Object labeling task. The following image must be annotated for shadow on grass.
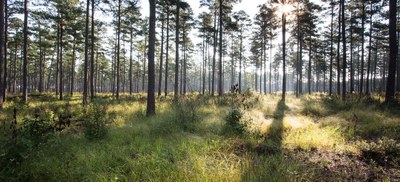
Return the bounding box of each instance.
[241,99,288,181]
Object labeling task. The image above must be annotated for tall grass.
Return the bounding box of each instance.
[0,93,398,181]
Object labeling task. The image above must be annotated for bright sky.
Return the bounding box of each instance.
[139,0,269,21]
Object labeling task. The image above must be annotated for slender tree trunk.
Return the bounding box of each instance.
[350,11,354,93]
[218,0,223,96]
[158,15,165,97]
[90,0,95,99]
[341,0,346,100]
[60,23,63,100]
[360,2,365,94]
[22,0,28,103]
[386,0,397,103]
[212,8,217,96]
[164,9,170,96]
[13,38,17,93]
[336,2,341,95]
[3,0,8,102]
[116,0,121,99]
[299,34,303,94]
[71,42,76,95]
[202,36,206,94]
[329,1,334,96]
[142,36,147,92]
[38,25,43,93]
[56,25,59,95]
[308,35,312,95]
[147,0,156,116]
[183,27,187,95]
[0,0,4,108]
[282,13,287,101]
[269,36,272,93]
[239,29,243,93]
[174,0,180,99]
[366,2,373,95]
[83,0,89,106]
[130,28,134,95]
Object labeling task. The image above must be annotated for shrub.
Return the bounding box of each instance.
[174,97,201,132]
[357,137,400,166]
[83,104,115,140]
[224,108,247,134]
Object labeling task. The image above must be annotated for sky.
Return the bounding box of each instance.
[139,0,269,22]
[136,0,271,66]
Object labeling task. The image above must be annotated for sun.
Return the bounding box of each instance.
[276,2,294,17]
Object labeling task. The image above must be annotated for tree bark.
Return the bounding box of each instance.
[60,23,63,100]
[218,0,223,96]
[116,0,121,99]
[174,0,180,100]
[3,0,8,102]
[385,0,397,103]
[341,0,346,100]
[90,0,95,99]
[147,0,156,116]
[22,0,28,103]
[282,13,286,101]
[164,7,170,96]
[158,14,165,97]
[360,2,365,94]
[0,0,4,108]
[83,0,90,106]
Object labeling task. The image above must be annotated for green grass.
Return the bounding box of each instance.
[0,93,399,181]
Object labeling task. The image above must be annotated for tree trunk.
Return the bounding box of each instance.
[130,28,134,95]
[329,1,334,96]
[350,10,354,93]
[341,0,346,100]
[3,0,8,102]
[218,0,223,96]
[22,0,28,103]
[83,0,90,106]
[90,0,95,99]
[336,2,341,95]
[158,14,165,97]
[71,42,76,95]
[308,36,312,95]
[146,0,156,116]
[211,8,217,96]
[116,0,121,99]
[386,0,397,103]
[0,0,4,108]
[282,13,286,101]
[360,2,365,94]
[56,25,59,95]
[60,23,63,100]
[366,2,373,95]
[164,8,169,96]
[239,29,243,93]
[174,0,180,99]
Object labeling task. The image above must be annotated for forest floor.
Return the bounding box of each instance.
[0,92,399,181]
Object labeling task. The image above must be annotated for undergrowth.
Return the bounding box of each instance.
[0,93,399,181]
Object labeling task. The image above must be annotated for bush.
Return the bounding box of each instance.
[224,108,247,134]
[83,104,115,140]
[357,137,400,166]
[0,114,54,180]
[174,97,201,132]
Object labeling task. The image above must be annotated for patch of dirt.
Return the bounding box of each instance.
[288,149,400,181]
